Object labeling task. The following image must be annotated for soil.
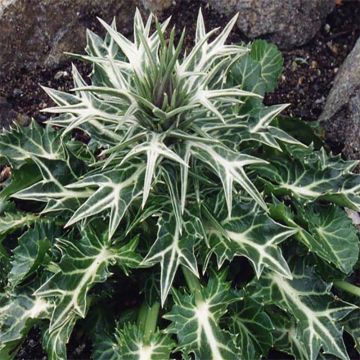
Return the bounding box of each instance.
[1,0,359,359]
[1,1,359,124]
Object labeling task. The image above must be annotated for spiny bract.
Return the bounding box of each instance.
[0,9,359,360]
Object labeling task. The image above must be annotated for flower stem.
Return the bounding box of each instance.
[334,280,360,298]
[182,267,203,304]
[137,301,160,343]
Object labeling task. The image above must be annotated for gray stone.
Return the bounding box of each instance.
[208,0,335,49]
[320,37,360,159]
[0,0,171,76]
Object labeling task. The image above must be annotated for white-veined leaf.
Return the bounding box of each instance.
[190,142,267,213]
[165,272,240,359]
[250,39,283,92]
[0,212,38,237]
[8,223,54,288]
[120,133,187,208]
[252,262,355,360]
[66,163,145,238]
[0,292,50,351]
[228,299,273,360]
[270,201,359,274]
[0,121,64,169]
[142,210,204,305]
[35,226,140,333]
[203,199,294,278]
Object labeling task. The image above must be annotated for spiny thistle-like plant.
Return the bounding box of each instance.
[0,9,360,360]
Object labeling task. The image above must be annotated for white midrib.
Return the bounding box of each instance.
[226,230,283,275]
[281,183,320,197]
[271,273,346,358]
[196,302,224,360]
[50,247,111,327]
[138,344,154,360]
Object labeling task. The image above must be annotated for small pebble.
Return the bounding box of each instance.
[12,88,22,97]
[310,60,318,69]
[54,70,69,80]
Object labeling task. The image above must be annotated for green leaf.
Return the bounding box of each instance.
[190,142,267,212]
[120,132,187,208]
[203,199,295,278]
[116,323,175,360]
[342,309,360,354]
[258,156,360,211]
[66,163,145,238]
[42,316,76,360]
[252,261,355,360]
[92,332,121,360]
[35,225,140,335]
[8,223,54,288]
[271,312,309,360]
[142,210,204,305]
[0,121,64,169]
[0,211,38,237]
[0,291,50,350]
[270,201,359,274]
[165,272,240,359]
[250,39,283,92]
[228,298,273,360]
[301,204,359,274]
[11,156,87,214]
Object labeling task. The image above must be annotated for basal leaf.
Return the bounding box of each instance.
[116,323,175,360]
[142,210,204,305]
[0,211,38,237]
[250,39,283,92]
[43,316,76,360]
[0,291,50,351]
[252,261,355,360]
[165,272,240,359]
[342,309,360,354]
[203,199,295,278]
[258,157,360,211]
[271,312,309,360]
[190,142,267,213]
[0,121,64,169]
[8,223,54,288]
[270,200,359,274]
[228,298,273,360]
[66,163,145,238]
[35,225,140,333]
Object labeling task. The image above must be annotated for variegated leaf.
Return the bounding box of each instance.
[142,210,204,305]
[203,199,295,278]
[190,142,267,213]
[8,223,54,288]
[0,211,38,237]
[0,121,64,169]
[165,272,240,359]
[66,163,145,238]
[270,200,359,274]
[35,226,140,333]
[252,262,355,360]
[0,291,51,351]
[228,299,273,360]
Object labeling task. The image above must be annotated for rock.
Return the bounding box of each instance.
[141,0,173,13]
[0,97,30,129]
[320,37,360,159]
[208,0,335,49]
[0,0,171,76]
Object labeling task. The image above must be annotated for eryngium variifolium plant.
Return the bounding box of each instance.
[0,9,360,360]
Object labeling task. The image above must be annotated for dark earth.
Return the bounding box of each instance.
[1,0,359,359]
